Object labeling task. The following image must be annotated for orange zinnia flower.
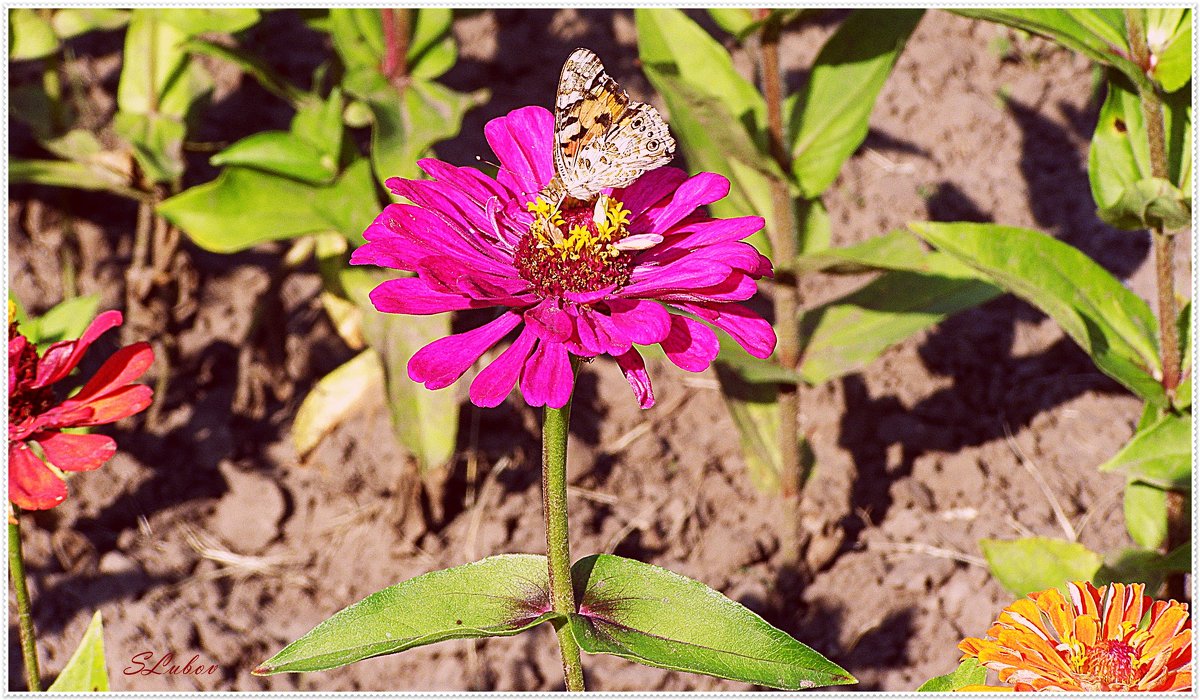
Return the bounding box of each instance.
[959,581,1191,691]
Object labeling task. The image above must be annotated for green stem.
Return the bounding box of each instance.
[543,358,585,692]
[757,10,806,580]
[1125,8,1185,601]
[9,510,42,691]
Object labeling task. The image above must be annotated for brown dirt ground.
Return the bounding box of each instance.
[8,9,1191,691]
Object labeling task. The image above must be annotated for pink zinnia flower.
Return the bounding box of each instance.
[351,106,776,409]
[9,309,154,510]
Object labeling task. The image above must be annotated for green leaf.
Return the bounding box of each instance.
[10,158,146,201]
[185,39,306,107]
[329,8,384,73]
[1099,413,1191,490]
[357,76,485,184]
[118,11,213,120]
[1124,480,1168,548]
[1177,302,1191,410]
[152,8,260,36]
[1161,542,1191,571]
[159,159,378,253]
[1147,9,1191,93]
[1094,548,1166,591]
[980,537,1103,596]
[47,611,108,692]
[798,270,1002,385]
[706,8,757,38]
[22,295,101,351]
[795,229,934,275]
[916,658,986,692]
[570,554,855,689]
[1099,178,1192,231]
[211,131,337,185]
[255,554,555,674]
[951,9,1152,93]
[409,8,456,80]
[790,10,924,197]
[112,111,189,184]
[293,349,384,459]
[291,89,345,162]
[342,268,459,472]
[51,8,129,39]
[10,9,59,60]
[909,222,1165,406]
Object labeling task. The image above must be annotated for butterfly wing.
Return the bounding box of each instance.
[553,48,675,201]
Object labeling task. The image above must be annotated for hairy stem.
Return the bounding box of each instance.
[9,511,42,691]
[757,10,806,579]
[380,8,411,87]
[543,359,585,691]
[1126,9,1185,599]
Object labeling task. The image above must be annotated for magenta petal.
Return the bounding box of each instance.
[524,300,574,342]
[660,314,720,372]
[591,311,632,355]
[370,278,483,315]
[624,258,732,296]
[520,340,574,408]
[618,167,690,219]
[632,172,730,234]
[484,106,555,196]
[607,299,671,345]
[682,302,777,359]
[614,349,655,409]
[470,325,537,407]
[409,312,522,390]
[668,216,766,247]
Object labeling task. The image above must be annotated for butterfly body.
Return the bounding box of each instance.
[547,48,675,204]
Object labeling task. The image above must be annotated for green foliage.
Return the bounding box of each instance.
[916,658,986,692]
[909,222,1165,406]
[1146,9,1192,93]
[254,555,556,674]
[789,10,924,197]
[9,9,59,60]
[10,159,145,201]
[1124,481,1169,549]
[570,554,855,689]
[713,364,786,493]
[10,295,102,351]
[341,268,459,473]
[1099,412,1191,491]
[980,537,1103,596]
[292,349,384,459]
[47,611,109,692]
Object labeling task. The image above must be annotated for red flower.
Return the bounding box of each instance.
[9,310,154,510]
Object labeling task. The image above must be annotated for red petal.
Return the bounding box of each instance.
[52,385,153,427]
[35,431,117,472]
[68,342,154,404]
[32,310,123,388]
[8,441,67,510]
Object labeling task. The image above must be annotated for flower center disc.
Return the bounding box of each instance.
[1081,639,1137,690]
[515,196,635,296]
[8,323,56,428]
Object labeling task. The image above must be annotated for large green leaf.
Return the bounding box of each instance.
[798,270,1001,385]
[714,364,784,494]
[17,295,101,351]
[909,222,1165,405]
[342,267,459,473]
[159,159,378,252]
[328,8,384,74]
[1099,412,1191,490]
[47,611,108,692]
[50,8,130,39]
[980,537,1103,596]
[1094,548,1167,591]
[916,659,986,692]
[570,554,855,689]
[789,9,924,197]
[951,9,1152,93]
[408,8,457,80]
[210,131,337,185]
[254,555,555,674]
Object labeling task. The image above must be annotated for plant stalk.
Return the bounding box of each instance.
[380,8,411,87]
[543,359,585,691]
[1126,8,1185,600]
[757,10,806,579]
[9,510,42,691]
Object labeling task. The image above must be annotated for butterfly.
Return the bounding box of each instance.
[544,48,676,205]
